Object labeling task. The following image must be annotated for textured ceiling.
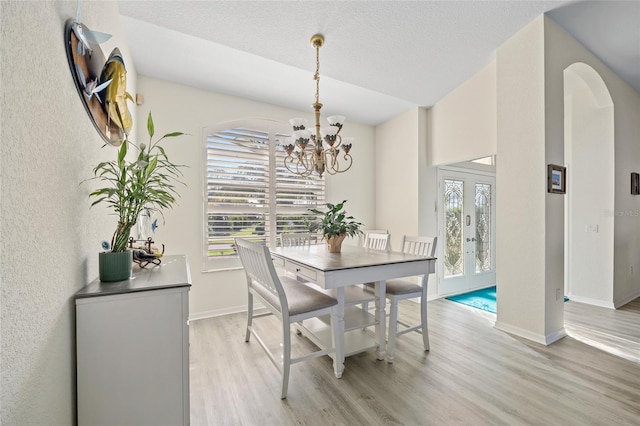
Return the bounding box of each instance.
[118,0,640,126]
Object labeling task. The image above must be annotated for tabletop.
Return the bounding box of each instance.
[271,244,435,272]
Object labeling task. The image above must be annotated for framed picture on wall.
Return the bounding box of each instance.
[631,173,640,195]
[547,164,566,194]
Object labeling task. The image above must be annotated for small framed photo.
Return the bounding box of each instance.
[632,173,640,195]
[547,164,566,194]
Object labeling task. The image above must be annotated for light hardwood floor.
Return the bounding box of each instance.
[190,297,640,425]
[564,297,640,364]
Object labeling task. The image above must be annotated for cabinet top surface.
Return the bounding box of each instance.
[75,255,191,299]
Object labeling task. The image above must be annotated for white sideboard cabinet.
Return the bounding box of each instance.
[75,255,191,426]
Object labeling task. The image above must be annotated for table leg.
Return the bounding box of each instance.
[375,280,386,360]
[332,287,345,378]
[420,271,430,351]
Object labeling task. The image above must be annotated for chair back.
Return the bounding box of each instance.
[280,232,311,247]
[361,229,388,247]
[401,235,437,257]
[235,238,288,315]
[365,233,391,251]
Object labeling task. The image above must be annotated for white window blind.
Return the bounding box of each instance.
[205,122,325,269]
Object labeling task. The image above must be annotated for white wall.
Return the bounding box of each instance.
[426,57,498,300]
[494,15,640,344]
[495,17,551,343]
[375,108,441,298]
[1,1,135,423]
[543,17,640,309]
[430,60,497,167]
[376,62,499,300]
[135,76,376,319]
[418,109,435,241]
[375,108,422,251]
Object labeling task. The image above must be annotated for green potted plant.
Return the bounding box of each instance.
[308,200,362,253]
[86,112,185,281]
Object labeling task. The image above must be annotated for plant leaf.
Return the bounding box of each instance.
[147,112,154,138]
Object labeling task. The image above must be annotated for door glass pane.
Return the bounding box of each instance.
[444,179,464,277]
[475,183,492,273]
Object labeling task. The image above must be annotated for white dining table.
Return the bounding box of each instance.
[270,244,436,378]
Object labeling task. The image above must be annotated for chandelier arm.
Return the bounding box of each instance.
[285,154,314,177]
[324,149,353,175]
[283,155,298,173]
[301,151,314,170]
[303,150,320,177]
[332,134,343,149]
[340,154,353,173]
[323,149,338,175]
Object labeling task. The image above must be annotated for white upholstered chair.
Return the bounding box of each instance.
[235,238,340,399]
[365,235,437,363]
[280,232,311,247]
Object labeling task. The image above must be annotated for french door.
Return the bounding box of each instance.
[437,168,496,296]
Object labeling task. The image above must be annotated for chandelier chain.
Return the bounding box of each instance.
[314,42,320,105]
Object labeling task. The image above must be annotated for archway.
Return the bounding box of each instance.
[563,62,614,307]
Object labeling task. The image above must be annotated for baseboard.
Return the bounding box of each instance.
[189,302,268,322]
[189,305,247,322]
[494,321,567,346]
[614,290,640,308]
[544,328,568,345]
[567,294,616,309]
[567,291,639,309]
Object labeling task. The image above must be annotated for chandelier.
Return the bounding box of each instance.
[283,34,353,177]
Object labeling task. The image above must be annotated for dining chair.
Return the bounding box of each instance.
[364,233,391,251]
[278,232,312,278]
[360,229,388,247]
[365,235,437,363]
[235,238,340,399]
[353,232,392,314]
[280,232,312,247]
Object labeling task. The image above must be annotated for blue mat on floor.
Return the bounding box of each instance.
[446,286,569,314]
[446,286,497,313]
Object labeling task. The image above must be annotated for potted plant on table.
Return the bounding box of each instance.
[85,112,185,281]
[308,200,362,253]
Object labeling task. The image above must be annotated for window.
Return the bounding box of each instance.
[204,120,325,270]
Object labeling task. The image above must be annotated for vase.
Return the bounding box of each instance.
[325,234,347,253]
[99,250,133,282]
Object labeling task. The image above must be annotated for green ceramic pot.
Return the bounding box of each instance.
[99,250,133,282]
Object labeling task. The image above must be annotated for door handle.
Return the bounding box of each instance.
[466,237,476,242]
